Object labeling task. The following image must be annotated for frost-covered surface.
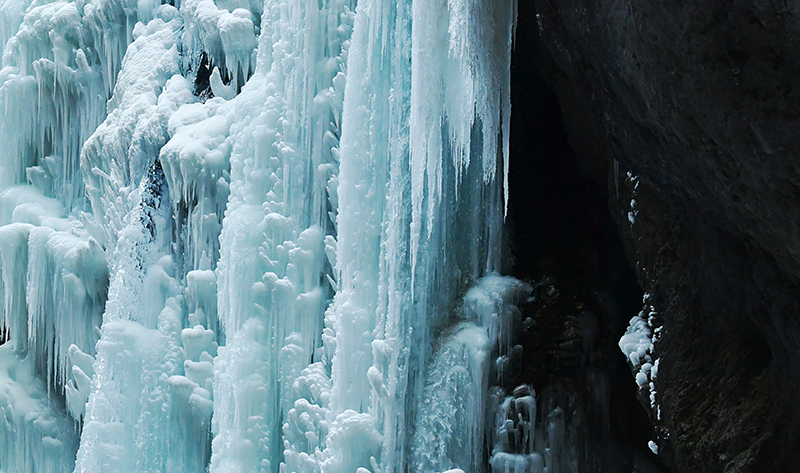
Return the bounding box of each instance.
[619,294,660,387]
[0,0,519,471]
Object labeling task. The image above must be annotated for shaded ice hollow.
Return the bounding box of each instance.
[0,0,575,471]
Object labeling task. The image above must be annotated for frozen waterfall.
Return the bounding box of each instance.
[0,0,581,471]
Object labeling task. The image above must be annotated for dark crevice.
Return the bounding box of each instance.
[193,52,213,98]
[140,158,168,240]
[505,2,671,471]
[192,52,235,101]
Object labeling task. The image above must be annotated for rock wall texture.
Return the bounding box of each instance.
[531,1,800,472]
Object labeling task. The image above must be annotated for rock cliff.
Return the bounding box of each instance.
[528,1,800,471]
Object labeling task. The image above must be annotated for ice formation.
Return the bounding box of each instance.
[618,294,661,390]
[626,172,638,225]
[619,293,663,450]
[0,0,537,471]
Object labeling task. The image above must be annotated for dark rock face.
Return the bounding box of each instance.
[531,1,800,471]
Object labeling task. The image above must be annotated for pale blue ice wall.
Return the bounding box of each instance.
[0,0,517,471]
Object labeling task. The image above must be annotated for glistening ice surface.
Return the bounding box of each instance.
[0,0,581,471]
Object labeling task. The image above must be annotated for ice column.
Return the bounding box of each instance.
[74,13,217,472]
[209,0,354,471]
[324,0,517,471]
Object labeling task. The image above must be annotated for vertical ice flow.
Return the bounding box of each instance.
[210,0,354,471]
[325,0,516,471]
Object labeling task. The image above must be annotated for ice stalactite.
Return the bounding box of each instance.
[180,0,259,97]
[0,0,165,210]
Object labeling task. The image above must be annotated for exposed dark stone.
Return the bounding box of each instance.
[194,52,213,99]
[193,52,234,100]
[139,158,168,240]
[507,4,668,470]
[529,1,800,471]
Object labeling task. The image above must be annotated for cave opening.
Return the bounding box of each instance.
[504,3,671,471]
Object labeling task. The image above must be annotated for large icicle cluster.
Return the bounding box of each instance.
[0,0,519,471]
